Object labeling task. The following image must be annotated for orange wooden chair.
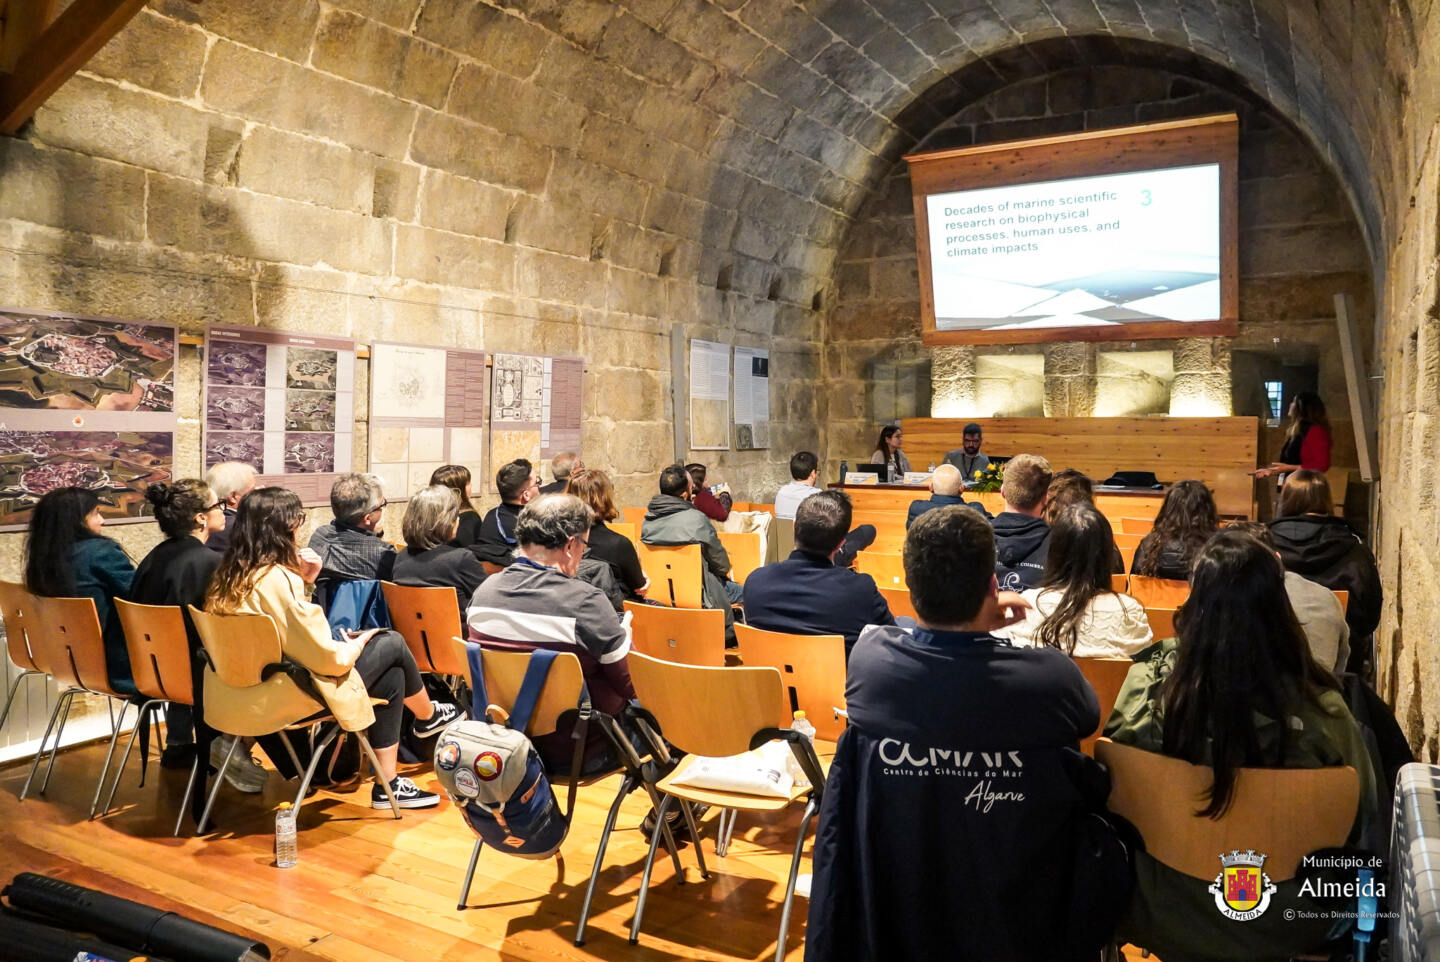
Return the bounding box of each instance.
[1109,573,1129,593]
[0,580,46,737]
[879,585,918,620]
[1119,517,1155,535]
[734,623,847,742]
[624,601,726,666]
[718,531,763,584]
[1127,575,1190,608]
[380,581,468,678]
[621,506,647,528]
[1113,532,1144,552]
[1074,656,1135,756]
[1333,589,1350,615]
[635,543,705,608]
[855,551,906,589]
[607,521,638,546]
[1144,606,1178,640]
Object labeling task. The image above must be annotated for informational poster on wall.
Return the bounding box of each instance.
[0,307,177,532]
[369,342,487,501]
[202,324,356,506]
[732,345,770,450]
[689,339,730,451]
[488,353,584,474]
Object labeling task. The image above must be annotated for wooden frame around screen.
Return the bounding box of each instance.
[906,113,1240,347]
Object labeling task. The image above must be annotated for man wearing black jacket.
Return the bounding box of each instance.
[472,459,541,567]
[992,453,1053,591]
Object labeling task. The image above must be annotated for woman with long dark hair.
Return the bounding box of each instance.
[204,487,460,809]
[1105,529,1380,961]
[1003,503,1151,657]
[567,469,649,603]
[1256,391,1332,479]
[431,464,482,548]
[868,425,910,481]
[25,487,136,694]
[1131,480,1217,579]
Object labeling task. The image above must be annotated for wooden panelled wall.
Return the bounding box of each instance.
[902,417,1260,517]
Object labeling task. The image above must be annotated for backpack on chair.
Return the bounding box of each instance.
[432,644,590,859]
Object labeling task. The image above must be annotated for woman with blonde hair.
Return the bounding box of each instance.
[567,469,648,602]
[391,484,488,616]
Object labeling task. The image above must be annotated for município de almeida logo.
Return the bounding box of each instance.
[1210,850,1278,921]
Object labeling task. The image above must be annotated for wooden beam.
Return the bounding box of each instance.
[1,0,60,74]
[1334,292,1378,481]
[0,0,147,135]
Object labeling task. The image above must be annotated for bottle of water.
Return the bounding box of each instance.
[275,801,298,868]
[788,711,816,789]
[838,460,848,484]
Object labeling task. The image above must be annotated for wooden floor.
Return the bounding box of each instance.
[0,738,1153,961]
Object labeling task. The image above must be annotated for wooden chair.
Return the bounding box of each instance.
[624,601,725,667]
[1127,575,1190,608]
[0,580,46,737]
[635,543,705,608]
[718,531,763,584]
[856,551,906,589]
[379,581,468,677]
[1113,531,1144,551]
[1145,606,1178,640]
[18,596,132,812]
[479,560,504,576]
[734,623,847,741]
[1333,589,1349,615]
[105,600,199,829]
[607,521,637,546]
[1119,517,1154,535]
[879,585,918,620]
[771,517,795,562]
[1073,657,1134,756]
[625,652,823,962]
[187,606,402,832]
[868,529,906,555]
[1119,544,1138,573]
[1110,573,1129,593]
[1096,738,1358,884]
[621,506,647,528]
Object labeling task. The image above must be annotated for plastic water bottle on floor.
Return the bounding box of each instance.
[788,711,816,789]
[275,801,298,868]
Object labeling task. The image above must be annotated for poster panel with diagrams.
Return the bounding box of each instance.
[732,345,770,450]
[0,307,177,531]
[203,325,355,506]
[369,342,487,500]
[488,353,583,474]
[689,338,730,450]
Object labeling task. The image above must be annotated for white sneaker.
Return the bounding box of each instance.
[210,735,266,794]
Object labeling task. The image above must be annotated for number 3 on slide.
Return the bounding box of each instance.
[1139,189,1152,206]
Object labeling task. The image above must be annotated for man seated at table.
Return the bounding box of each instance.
[473,458,541,567]
[743,490,895,657]
[775,451,876,566]
[993,454,1053,591]
[943,422,990,486]
[906,463,991,528]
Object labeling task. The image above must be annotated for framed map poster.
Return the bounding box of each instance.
[203,325,356,506]
[368,342,487,500]
[0,307,177,531]
[488,353,583,473]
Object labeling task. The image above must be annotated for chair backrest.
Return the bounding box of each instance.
[772,517,795,560]
[878,585,918,620]
[114,599,195,706]
[31,595,121,696]
[623,601,725,667]
[1113,531,1144,551]
[1145,606,1178,639]
[1119,517,1154,535]
[635,543,705,609]
[0,580,43,673]
[717,531,763,584]
[1118,544,1138,573]
[621,506,647,528]
[867,527,906,555]
[1096,738,1359,882]
[474,645,586,737]
[734,623,846,741]
[187,606,284,688]
[627,651,785,757]
[855,551,906,589]
[1073,657,1134,756]
[607,521,637,546]
[1109,573,1129,593]
[480,561,505,576]
[380,581,468,675]
[1127,575,1190,608]
[1333,589,1349,615]
[744,502,775,516]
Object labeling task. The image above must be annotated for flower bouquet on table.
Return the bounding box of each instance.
[970,462,1003,493]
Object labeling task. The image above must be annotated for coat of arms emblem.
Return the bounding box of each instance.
[1209,849,1277,921]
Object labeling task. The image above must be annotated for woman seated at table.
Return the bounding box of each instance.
[868,424,910,481]
[391,484,488,617]
[430,464,482,549]
[25,487,136,695]
[1000,503,1152,658]
[1105,529,1380,962]
[203,487,461,809]
[567,468,649,604]
[1131,480,1217,580]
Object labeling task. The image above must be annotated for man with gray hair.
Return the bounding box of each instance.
[539,451,582,495]
[906,463,992,528]
[466,494,635,774]
[307,472,396,586]
[203,460,257,554]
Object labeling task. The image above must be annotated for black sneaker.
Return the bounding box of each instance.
[412,702,464,739]
[160,743,197,770]
[372,776,440,810]
[641,802,710,841]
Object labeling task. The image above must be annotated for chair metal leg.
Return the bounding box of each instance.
[574,773,636,946]
[628,793,674,945]
[293,726,339,812]
[774,797,819,962]
[103,700,167,817]
[0,669,39,735]
[355,733,400,819]
[278,729,304,777]
[456,838,483,910]
[716,807,739,857]
[19,689,73,802]
[196,734,240,834]
[90,699,132,818]
[37,692,77,796]
[173,750,203,837]
[678,799,709,880]
[639,779,685,880]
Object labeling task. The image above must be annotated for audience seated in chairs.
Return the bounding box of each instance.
[992,453,1053,591]
[1045,468,1123,573]
[202,460,256,556]
[391,485,488,619]
[473,459,542,568]
[1268,469,1381,675]
[1104,528,1381,961]
[685,462,731,521]
[539,451,581,495]
[743,489,894,657]
[206,487,460,809]
[809,505,1116,960]
[568,469,650,604]
[430,464,483,550]
[25,487,136,696]
[306,472,396,607]
[774,451,876,566]
[905,463,990,528]
[1228,520,1349,676]
[1000,503,1152,659]
[1131,480,1217,580]
[466,494,642,776]
[642,464,744,636]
